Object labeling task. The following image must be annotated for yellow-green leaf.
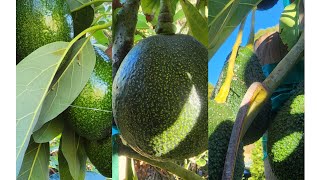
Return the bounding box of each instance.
[279,0,300,50]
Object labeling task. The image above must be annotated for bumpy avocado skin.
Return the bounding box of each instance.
[64,47,112,140]
[214,46,272,145]
[113,34,208,161]
[268,86,304,180]
[208,100,244,180]
[16,0,74,63]
[84,137,112,178]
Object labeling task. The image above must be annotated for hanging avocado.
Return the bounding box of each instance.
[16,0,74,64]
[113,34,207,161]
[63,47,113,141]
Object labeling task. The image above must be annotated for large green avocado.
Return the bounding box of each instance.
[84,137,112,178]
[113,34,208,161]
[63,47,112,140]
[214,46,272,145]
[208,100,244,180]
[267,85,304,180]
[16,0,74,64]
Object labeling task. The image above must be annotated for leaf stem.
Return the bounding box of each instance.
[91,13,112,26]
[64,23,111,57]
[71,0,112,12]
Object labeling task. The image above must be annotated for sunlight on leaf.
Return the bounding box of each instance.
[208,0,261,58]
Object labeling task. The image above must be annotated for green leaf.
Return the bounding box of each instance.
[17,138,49,180]
[33,116,64,143]
[208,0,261,59]
[16,42,69,176]
[60,126,87,180]
[196,158,207,167]
[67,0,90,11]
[93,29,110,45]
[58,141,74,180]
[141,0,160,16]
[137,14,150,29]
[180,0,208,47]
[34,38,96,131]
[173,9,185,22]
[72,6,95,36]
[279,0,300,50]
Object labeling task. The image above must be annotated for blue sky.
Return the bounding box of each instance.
[208,1,284,85]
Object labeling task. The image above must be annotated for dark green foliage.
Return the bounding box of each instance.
[214,46,272,145]
[63,47,112,140]
[208,100,244,180]
[71,6,94,37]
[113,34,208,161]
[267,86,304,180]
[257,0,279,11]
[84,137,112,178]
[16,0,74,63]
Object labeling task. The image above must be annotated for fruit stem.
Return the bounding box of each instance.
[71,0,113,12]
[155,0,175,35]
[214,17,246,103]
[118,144,204,180]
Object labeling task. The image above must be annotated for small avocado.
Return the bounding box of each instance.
[63,47,112,140]
[268,85,304,180]
[208,100,244,180]
[84,137,112,178]
[113,34,208,161]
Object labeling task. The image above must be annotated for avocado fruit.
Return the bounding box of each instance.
[63,47,112,140]
[208,100,244,180]
[267,85,304,180]
[213,46,272,145]
[84,137,112,178]
[71,6,94,37]
[257,0,279,10]
[16,0,74,64]
[113,34,208,161]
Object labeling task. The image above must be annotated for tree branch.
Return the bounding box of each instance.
[222,32,304,180]
[112,0,140,78]
[118,143,204,180]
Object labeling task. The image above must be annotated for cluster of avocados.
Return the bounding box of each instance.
[17,0,112,177]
